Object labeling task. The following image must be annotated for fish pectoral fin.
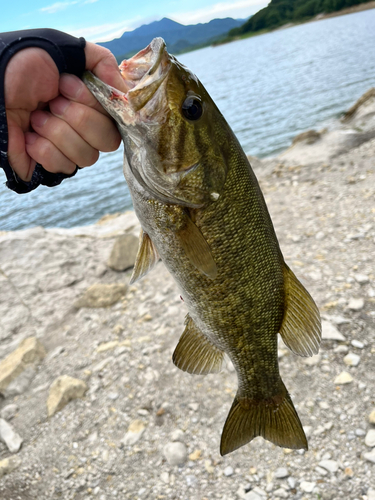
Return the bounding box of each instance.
[279,264,321,357]
[220,382,308,456]
[178,216,217,279]
[129,229,160,284]
[172,315,224,375]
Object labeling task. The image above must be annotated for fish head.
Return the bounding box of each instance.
[83,38,229,208]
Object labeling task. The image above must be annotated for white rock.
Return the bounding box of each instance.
[3,366,36,396]
[224,466,234,476]
[163,441,187,466]
[171,429,185,442]
[0,404,19,421]
[0,418,23,453]
[343,352,360,367]
[47,375,88,417]
[318,460,339,473]
[322,320,345,341]
[365,429,375,447]
[0,455,22,478]
[107,233,139,271]
[273,488,288,498]
[367,488,375,500]
[351,339,364,348]
[300,481,315,493]
[244,492,262,500]
[334,345,348,354]
[354,274,369,284]
[369,409,375,424]
[334,371,353,384]
[160,472,169,484]
[274,467,289,479]
[303,354,321,366]
[364,450,375,463]
[347,298,365,311]
[121,420,146,446]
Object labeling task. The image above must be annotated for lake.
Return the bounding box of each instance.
[1,9,374,231]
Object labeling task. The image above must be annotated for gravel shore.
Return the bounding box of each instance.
[0,90,374,500]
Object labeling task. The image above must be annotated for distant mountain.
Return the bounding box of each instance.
[98,17,245,58]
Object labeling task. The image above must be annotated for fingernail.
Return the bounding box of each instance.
[32,111,48,128]
[25,132,37,145]
[50,96,70,117]
[60,73,84,99]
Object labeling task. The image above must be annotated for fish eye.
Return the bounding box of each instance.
[182,96,203,121]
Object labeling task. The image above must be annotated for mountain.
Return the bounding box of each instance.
[98,17,245,58]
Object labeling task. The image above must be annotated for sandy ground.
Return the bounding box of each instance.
[0,90,374,500]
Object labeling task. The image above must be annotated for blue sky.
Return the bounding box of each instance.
[2,0,267,43]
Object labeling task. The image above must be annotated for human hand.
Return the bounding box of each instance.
[5,41,126,182]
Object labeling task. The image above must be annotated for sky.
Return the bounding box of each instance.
[1,0,268,43]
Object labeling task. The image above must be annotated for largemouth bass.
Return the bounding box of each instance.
[83,38,321,455]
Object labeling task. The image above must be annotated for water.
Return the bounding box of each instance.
[1,10,374,231]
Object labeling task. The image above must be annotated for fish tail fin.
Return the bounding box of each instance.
[220,381,307,456]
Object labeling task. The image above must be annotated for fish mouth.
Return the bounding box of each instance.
[82,38,171,123]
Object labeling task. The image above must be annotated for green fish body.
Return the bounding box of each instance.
[83,38,321,455]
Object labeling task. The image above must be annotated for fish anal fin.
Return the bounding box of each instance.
[279,264,321,357]
[220,382,307,456]
[173,315,224,375]
[178,216,217,279]
[129,229,160,284]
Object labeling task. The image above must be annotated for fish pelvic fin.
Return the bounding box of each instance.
[130,229,160,284]
[172,315,224,375]
[279,264,321,357]
[220,382,307,456]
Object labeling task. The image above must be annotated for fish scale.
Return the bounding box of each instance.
[83,37,321,455]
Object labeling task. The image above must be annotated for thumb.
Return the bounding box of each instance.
[84,42,127,93]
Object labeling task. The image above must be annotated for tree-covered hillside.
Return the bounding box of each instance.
[229,0,372,35]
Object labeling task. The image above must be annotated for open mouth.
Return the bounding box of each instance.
[83,38,171,120]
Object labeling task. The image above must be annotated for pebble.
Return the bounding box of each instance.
[300,481,315,493]
[0,455,22,478]
[369,409,375,424]
[347,298,365,311]
[273,488,288,498]
[365,429,375,447]
[274,467,289,479]
[354,274,369,284]
[318,460,339,473]
[334,345,349,354]
[351,339,364,349]
[334,371,353,384]
[321,320,345,341]
[107,233,139,271]
[0,403,19,421]
[0,418,23,453]
[163,441,187,466]
[171,429,185,442]
[368,488,375,500]
[74,283,127,308]
[355,428,366,436]
[47,375,88,417]
[3,366,36,396]
[343,352,360,367]
[121,420,145,446]
[287,477,296,488]
[315,466,328,476]
[243,492,262,500]
[224,466,234,476]
[364,450,375,463]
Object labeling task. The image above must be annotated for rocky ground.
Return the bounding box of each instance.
[0,90,374,500]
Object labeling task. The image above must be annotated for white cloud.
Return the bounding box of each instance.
[169,0,267,25]
[83,0,99,4]
[65,17,143,42]
[40,1,78,14]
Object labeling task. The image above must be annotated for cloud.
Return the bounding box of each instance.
[65,17,144,42]
[83,0,99,4]
[40,1,78,14]
[169,0,267,25]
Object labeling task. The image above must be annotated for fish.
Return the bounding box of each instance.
[82,38,321,455]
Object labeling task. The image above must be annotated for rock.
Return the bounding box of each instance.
[334,371,353,384]
[74,283,127,308]
[322,320,345,341]
[274,467,289,479]
[121,420,146,446]
[163,441,187,466]
[369,409,375,424]
[364,450,375,463]
[300,481,315,493]
[351,339,364,349]
[365,429,375,447]
[107,233,139,271]
[354,273,369,284]
[224,466,234,476]
[347,298,365,311]
[343,352,360,367]
[318,460,339,473]
[334,345,348,354]
[96,341,119,353]
[368,488,375,500]
[273,488,288,498]
[171,429,185,442]
[0,404,19,420]
[355,428,366,436]
[243,493,262,500]
[0,418,23,453]
[47,375,88,417]
[0,455,22,478]
[303,354,321,366]
[3,366,36,396]
[0,337,46,393]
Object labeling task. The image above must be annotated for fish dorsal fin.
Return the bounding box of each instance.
[129,229,160,284]
[178,216,217,279]
[173,315,224,375]
[279,265,321,357]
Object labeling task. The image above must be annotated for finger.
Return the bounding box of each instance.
[49,96,121,152]
[59,74,108,115]
[84,42,127,93]
[7,120,36,181]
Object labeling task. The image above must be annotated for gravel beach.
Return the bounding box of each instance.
[0,90,374,500]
